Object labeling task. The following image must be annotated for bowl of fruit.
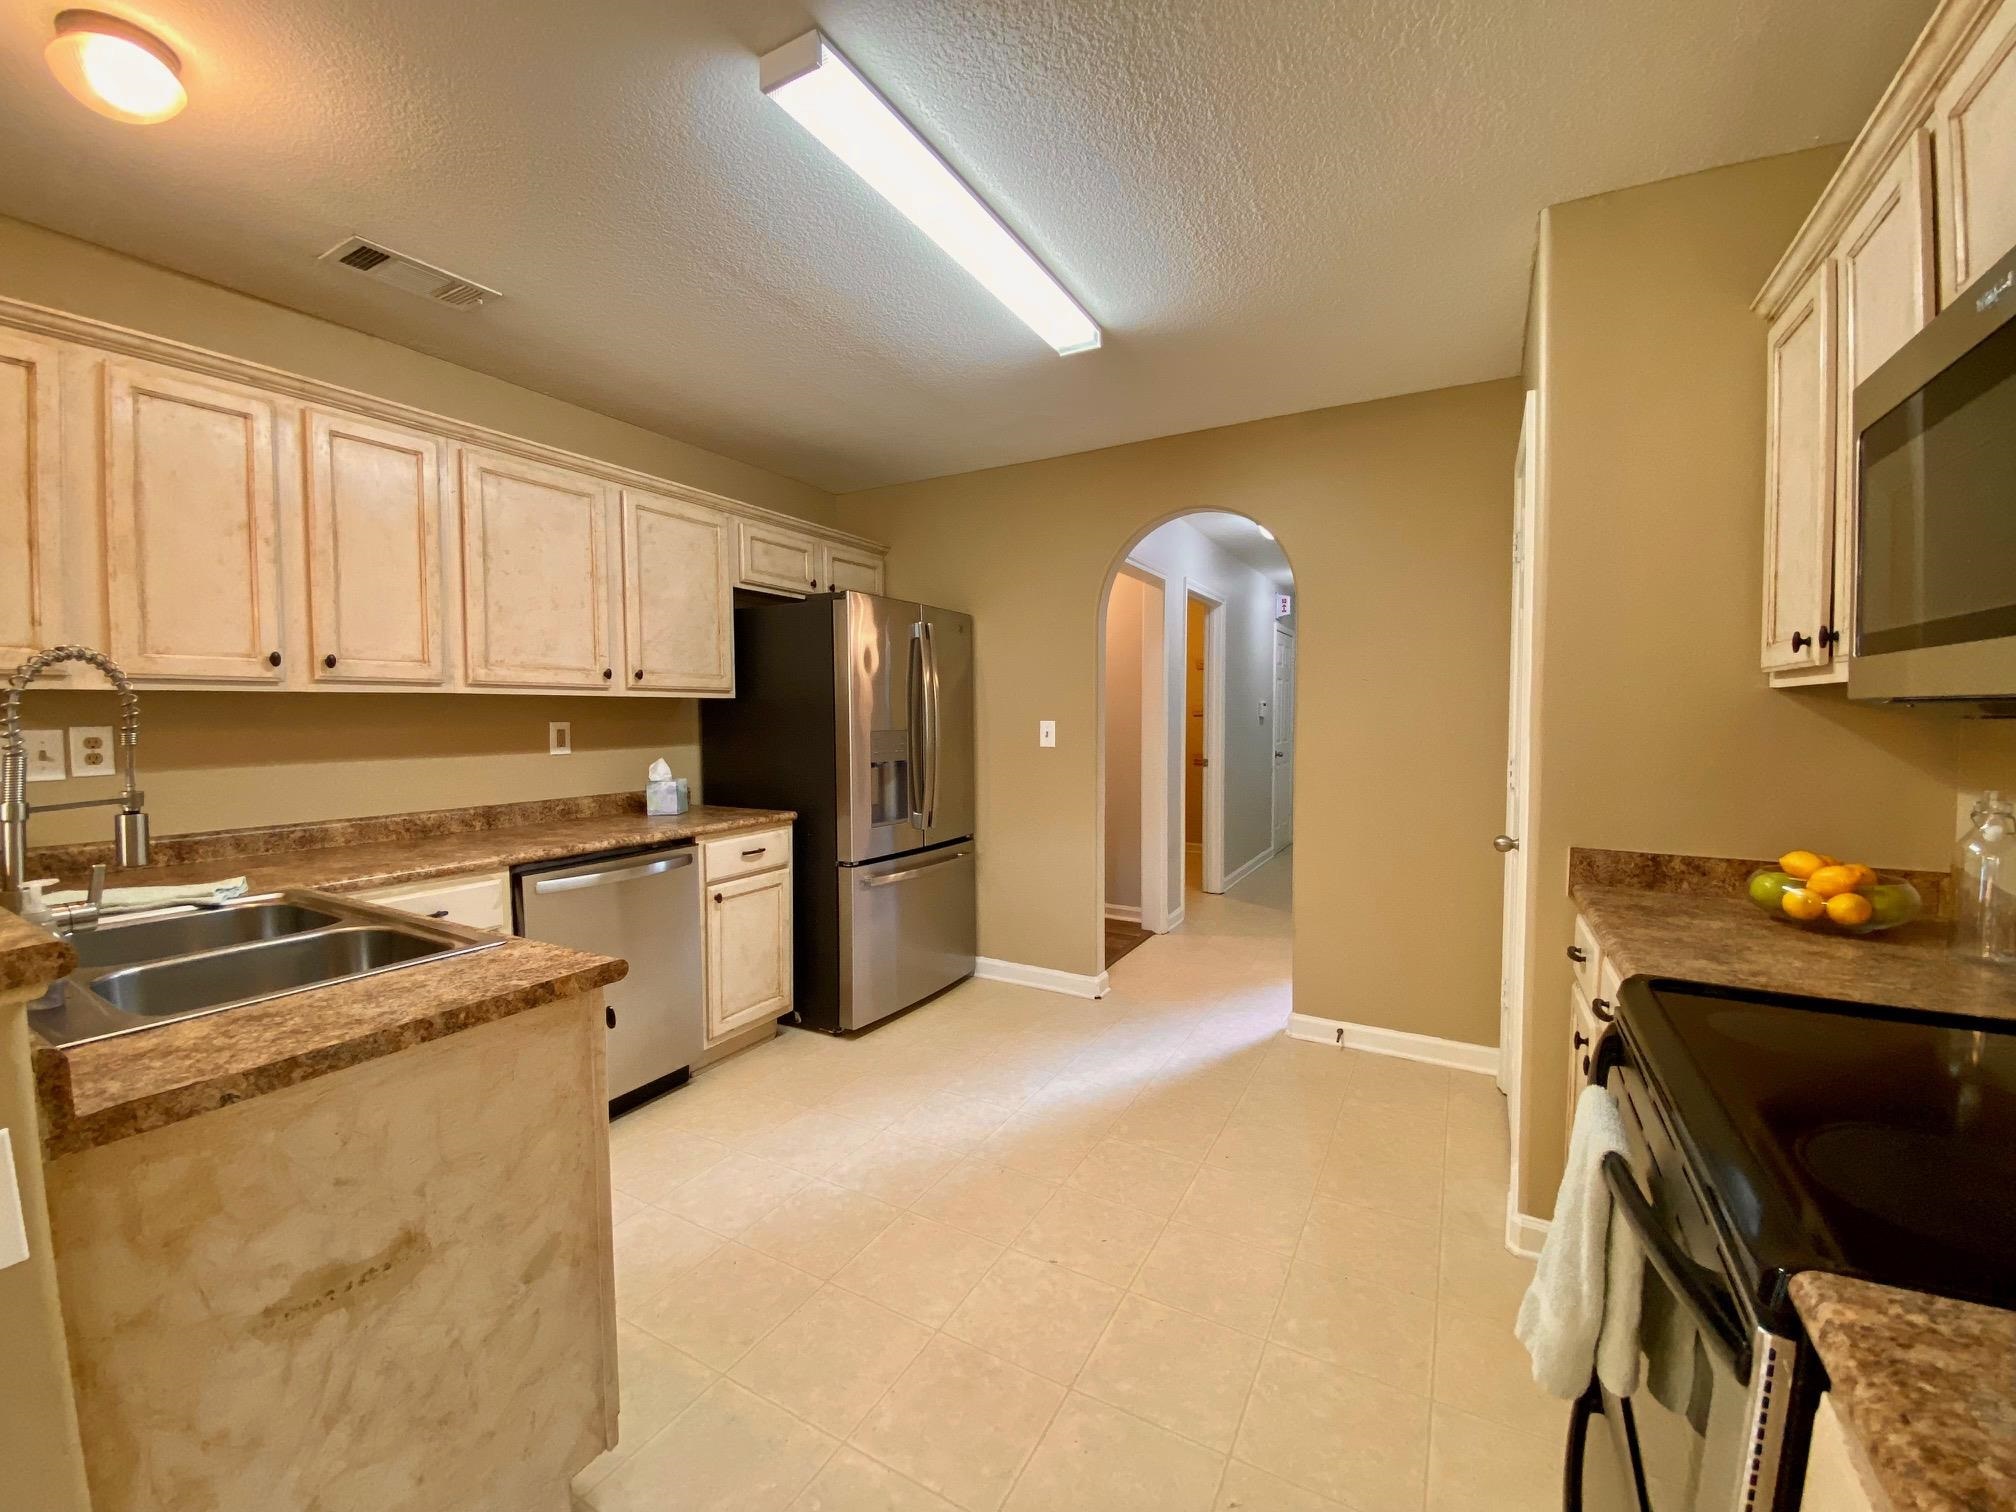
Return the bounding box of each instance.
[1747,851,1922,935]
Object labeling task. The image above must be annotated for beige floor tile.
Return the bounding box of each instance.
[608,1127,731,1203]
[977,1108,1113,1183]
[825,1129,968,1206]
[585,1379,836,1512]
[943,1249,1123,1383]
[1235,1345,1430,1512]
[818,1074,944,1131]
[1426,1404,1560,1512]
[850,1335,1065,1512]
[788,1447,958,1512]
[1131,1222,1290,1336]
[1344,1055,1453,1111]
[736,1108,885,1178]
[1106,1089,1233,1161]
[1068,1138,1202,1218]
[739,1182,903,1279]
[888,1093,1016,1150]
[658,1152,812,1238]
[1214,1460,1351,1511]
[1204,1119,1331,1181]
[1269,1258,1436,1393]
[1003,1392,1225,1512]
[1077,1294,1265,1451]
[572,1323,715,1491]
[910,1158,1057,1243]
[1441,1169,1508,1243]
[612,1206,726,1315]
[1438,1227,1535,1321]
[1013,1187,1167,1286]
[832,1212,1003,1326]
[1297,1198,1439,1299]
[627,1242,821,1371]
[1172,1166,1314,1255]
[1431,1303,1570,1438]
[730,1285,932,1436]
[1315,1134,1444,1226]
[663,1086,821,1147]
[609,1187,648,1227]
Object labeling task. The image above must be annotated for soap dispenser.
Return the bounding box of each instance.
[1952,790,2016,964]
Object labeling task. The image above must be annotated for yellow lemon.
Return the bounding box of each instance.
[1779,850,1825,881]
[1842,863,1879,890]
[1806,864,1866,899]
[1780,888,1826,922]
[1825,892,1875,927]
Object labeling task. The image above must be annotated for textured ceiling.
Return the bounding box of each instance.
[1183,512,1294,592]
[0,0,1932,492]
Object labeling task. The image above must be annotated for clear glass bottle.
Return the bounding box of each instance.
[1952,790,2016,964]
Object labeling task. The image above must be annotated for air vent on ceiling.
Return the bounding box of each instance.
[319,236,500,310]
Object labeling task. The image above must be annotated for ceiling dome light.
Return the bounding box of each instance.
[46,10,186,124]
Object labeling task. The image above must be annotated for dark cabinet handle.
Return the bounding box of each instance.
[267,650,282,667]
[1791,631,1811,652]
[606,1005,615,1029]
[1566,945,1587,964]
[1819,626,1839,650]
[1592,996,1615,1023]
[323,653,337,669]
[1573,1030,1590,1051]
[427,909,450,919]
[741,847,767,859]
[602,667,614,680]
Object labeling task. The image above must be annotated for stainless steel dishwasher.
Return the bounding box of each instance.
[513,843,703,1113]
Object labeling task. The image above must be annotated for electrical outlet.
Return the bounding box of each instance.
[1038,720,1056,748]
[68,725,115,776]
[22,730,64,782]
[548,721,572,756]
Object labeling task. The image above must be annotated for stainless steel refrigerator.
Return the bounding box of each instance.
[701,592,976,1033]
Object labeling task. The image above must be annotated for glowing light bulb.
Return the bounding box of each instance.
[46,11,186,125]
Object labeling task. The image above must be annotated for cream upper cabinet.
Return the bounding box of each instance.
[103,358,284,682]
[705,868,793,1043]
[0,330,62,667]
[822,542,885,596]
[1933,0,2016,303]
[460,447,615,689]
[737,518,823,596]
[1760,264,1837,673]
[305,408,445,684]
[621,488,733,695]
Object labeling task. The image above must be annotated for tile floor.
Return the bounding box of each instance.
[580,854,1564,1511]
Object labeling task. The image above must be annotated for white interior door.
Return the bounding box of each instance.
[1272,625,1295,850]
[1499,393,1539,1153]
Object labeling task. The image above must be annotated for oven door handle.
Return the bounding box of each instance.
[1601,1151,1752,1382]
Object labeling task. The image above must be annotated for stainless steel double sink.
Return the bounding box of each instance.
[32,891,505,1048]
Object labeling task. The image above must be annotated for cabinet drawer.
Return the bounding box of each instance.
[353,871,512,932]
[1568,913,1603,997]
[703,826,791,883]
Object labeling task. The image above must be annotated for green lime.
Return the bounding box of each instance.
[1748,870,1796,910]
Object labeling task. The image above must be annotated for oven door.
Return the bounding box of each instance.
[1569,1051,1805,1512]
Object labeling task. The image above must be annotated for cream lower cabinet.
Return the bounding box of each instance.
[1934,0,2016,304]
[1801,1395,1881,1512]
[821,542,885,595]
[622,488,733,694]
[353,871,512,933]
[102,358,285,682]
[703,829,793,1044]
[737,518,823,596]
[0,329,61,667]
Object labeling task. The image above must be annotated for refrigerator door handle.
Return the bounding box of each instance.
[907,623,928,829]
[922,618,942,830]
[862,848,973,887]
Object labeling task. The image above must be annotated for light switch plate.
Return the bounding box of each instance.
[22,729,64,782]
[1038,720,1056,748]
[68,725,115,777]
[548,721,572,756]
[0,1128,28,1270]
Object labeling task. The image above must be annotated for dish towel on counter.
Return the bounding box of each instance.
[40,876,250,911]
[1516,1083,1643,1398]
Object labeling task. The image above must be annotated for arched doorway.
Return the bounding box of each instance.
[1096,510,1297,972]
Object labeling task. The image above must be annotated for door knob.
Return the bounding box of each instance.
[1493,835,1519,853]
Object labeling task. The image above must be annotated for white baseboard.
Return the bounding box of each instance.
[1221,845,1276,892]
[1103,904,1142,923]
[975,957,1109,1000]
[1506,1210,1551,1259]
[1286,1014,1499,1077]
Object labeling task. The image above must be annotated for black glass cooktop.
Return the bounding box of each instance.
[1619,978,2016,1320]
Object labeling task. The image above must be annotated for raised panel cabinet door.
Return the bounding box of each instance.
[305,408,444,684]
[1760,263,1837,672]
[1933,0,2016,304]
[1832,133,1936,665]
[103,358,283,681]
[460,447,613,688]
[0,330,63,665]
[737,518,821,595]
[822,543,885,595]
[621,489,733,694]
[705,869,793,1042]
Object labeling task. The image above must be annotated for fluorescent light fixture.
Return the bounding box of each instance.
[760,30,1100,356]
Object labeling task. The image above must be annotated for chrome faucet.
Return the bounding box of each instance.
[1,646,150,926]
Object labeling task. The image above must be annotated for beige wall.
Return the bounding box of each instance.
[1517,149,1966,1213]
[1103,575,1146,913]
[845,379,1522,1044]
[20,692,697,846]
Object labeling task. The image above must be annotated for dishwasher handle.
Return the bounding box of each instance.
[530,853,692,895]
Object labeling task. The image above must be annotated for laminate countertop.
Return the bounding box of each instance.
[1791,1273,2016,1512]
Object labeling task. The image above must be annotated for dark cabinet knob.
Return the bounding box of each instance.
[1819,626,1839,650]
[634,669,644,680]
[713,891,723,904]
[1791,631,1811,652]
[808,578,818,589]
[323,653,338,669]
[605,1005,616,1029]
[1573,1030,1590,1051]
[267,650,282,667]
[1566,945,1587,964]
[602,667,613,680]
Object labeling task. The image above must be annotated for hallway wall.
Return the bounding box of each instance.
[1185,598,1207,842]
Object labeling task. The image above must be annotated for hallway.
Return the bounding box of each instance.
[587,853,1560,1511]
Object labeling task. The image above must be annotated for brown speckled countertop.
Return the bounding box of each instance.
[1791,1274,2016,1512]
[0,908,74,993]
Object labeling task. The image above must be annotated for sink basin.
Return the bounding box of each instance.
[90,927,453,1019]
[29,890,504,1048]
[67,902,343,970]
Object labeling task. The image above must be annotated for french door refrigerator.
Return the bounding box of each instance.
[702,591,976,1033]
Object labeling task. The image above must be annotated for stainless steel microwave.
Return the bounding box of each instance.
[1848,242,2016,712]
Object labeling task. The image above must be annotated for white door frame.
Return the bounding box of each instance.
[1130,567,1172,933]
[1271,623,1295,853]
[1501,389,1541,1249]
[1185,581,1228,895]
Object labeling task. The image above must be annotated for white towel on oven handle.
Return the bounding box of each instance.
[1516,1083,1643,1398]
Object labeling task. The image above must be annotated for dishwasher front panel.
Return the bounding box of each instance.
[513,845,704,1108]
